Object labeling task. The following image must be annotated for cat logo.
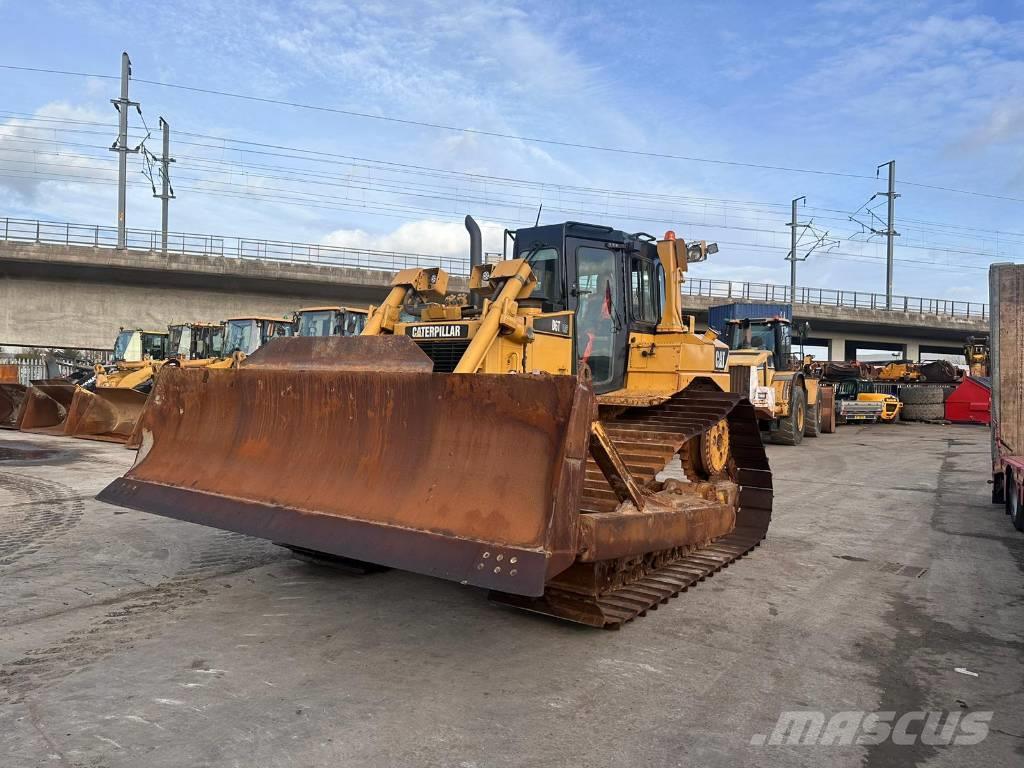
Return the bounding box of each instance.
[406,324,469,340]
[714,348,729,371]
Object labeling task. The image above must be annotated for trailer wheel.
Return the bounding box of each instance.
[1008,472,1024,532]
[993,472,1006,505]
[774,387,805,445]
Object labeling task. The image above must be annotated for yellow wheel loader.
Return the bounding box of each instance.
[98,219,772,629]
[723,317,823,445]
[295,306,369,337]
[63,328,169,443]
[221,316,295,357]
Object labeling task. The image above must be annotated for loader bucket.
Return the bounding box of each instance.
[17,380,77,434]
[64,386,149,443]
[0,383,27,429]
[98,352,594,596]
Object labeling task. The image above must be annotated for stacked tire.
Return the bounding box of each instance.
[899,386,945,421]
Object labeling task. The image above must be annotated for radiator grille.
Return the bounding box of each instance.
[414,340,471,373]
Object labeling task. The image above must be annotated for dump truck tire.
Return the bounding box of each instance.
[901,402,945,421]
[774,386,805,445]
[804,395,821,438]
[899,386,944,405]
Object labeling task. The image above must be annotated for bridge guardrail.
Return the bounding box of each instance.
[682,278,987,319]
[1,216,987,320]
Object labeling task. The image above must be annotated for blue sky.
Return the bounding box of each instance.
[1,0,1021,303]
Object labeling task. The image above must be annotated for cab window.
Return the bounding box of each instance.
[525,247,563,311]
[629,258,658,324]
[575,245,621,388]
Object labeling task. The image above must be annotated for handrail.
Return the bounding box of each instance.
[0,216,987,319]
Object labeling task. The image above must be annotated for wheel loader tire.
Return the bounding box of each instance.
[899,387,944,405]
[804,395,821,438]
[774,386,805,445]
[901,403,945,421]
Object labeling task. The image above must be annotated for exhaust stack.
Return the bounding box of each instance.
[465,215,483,309]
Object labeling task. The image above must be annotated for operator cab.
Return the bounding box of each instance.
[724,317,793,371]
[112,329,169,363]
[509,222,711,394]
[295,307,368,338]
[222,317,295,356]
[168,323,224,360]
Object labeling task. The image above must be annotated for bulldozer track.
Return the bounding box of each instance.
[0,531,285,705]
[0,471,85,568]
[493,381,772,628]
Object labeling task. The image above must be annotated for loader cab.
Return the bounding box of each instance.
[295,307,368,338]
[112,329,169,363]
[510,222,664,393]
[222,317,295,356]
[168,323,225,360]
[724,318,792,371]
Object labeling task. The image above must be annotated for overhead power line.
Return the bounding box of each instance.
[3,63,1023,203]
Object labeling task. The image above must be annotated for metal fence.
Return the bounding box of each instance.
[1,215,988,319]
[683,279,987,320]
[0,216,470,274]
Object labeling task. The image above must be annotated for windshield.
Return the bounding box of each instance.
[525,247,563,311]
[171,325,192,357]
[727,322,776,354]
[141,333,167,360]
[112,330,139,362]
[297,310,340,336]
[344,311,366,336]
[223,320,257,355]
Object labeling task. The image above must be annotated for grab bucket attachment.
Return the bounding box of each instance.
[17,380,77,434]
[64,386,149,443]
[99,350,594,596]
[0,383,27,429]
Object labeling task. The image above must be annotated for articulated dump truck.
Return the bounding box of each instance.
[99,218,773,628]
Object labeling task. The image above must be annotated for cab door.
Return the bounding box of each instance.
[567,239,628,393]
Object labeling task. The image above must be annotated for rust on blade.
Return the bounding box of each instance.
[17,380,77,434]
[98,367,593,596]
[242,336,433,372]
[64,387,149,443]
[0,383,27,429]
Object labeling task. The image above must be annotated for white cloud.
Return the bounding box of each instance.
[0,103,116,201]
[322,218,505,258]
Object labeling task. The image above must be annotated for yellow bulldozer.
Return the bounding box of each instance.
[722,317,824,444]
[98,218,772,628]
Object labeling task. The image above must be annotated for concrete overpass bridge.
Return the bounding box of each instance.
[0,217,988,359]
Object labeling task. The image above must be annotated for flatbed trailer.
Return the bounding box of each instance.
[989,263,1024,531]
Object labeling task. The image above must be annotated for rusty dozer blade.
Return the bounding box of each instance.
[98,354,592,597]
[0,383,27,429]
[242,335,434,372]
[17,380,77,434]
[63,386,150,443]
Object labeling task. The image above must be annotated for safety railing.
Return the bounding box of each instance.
[0,216,470,274]
[1,216,987,319]
[682,279,987,320]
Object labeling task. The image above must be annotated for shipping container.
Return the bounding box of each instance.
[989,262,1024,532]
[707,302,793,334]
